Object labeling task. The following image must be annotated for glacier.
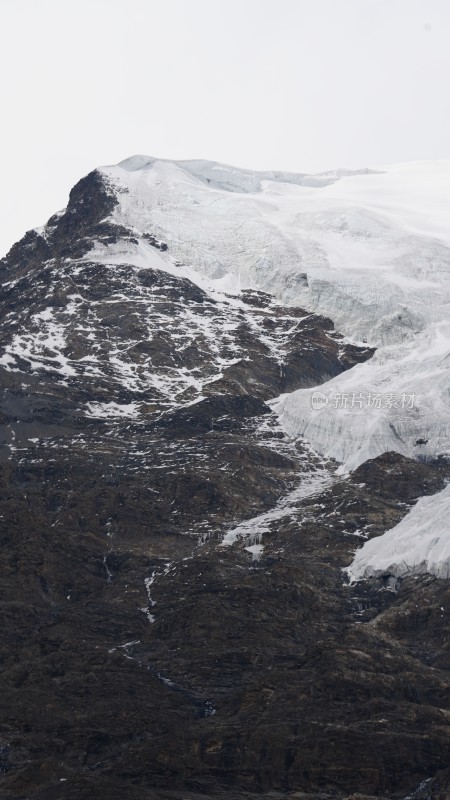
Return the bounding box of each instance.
[347,482,450,581]
[33,155,450,580]
[96,156,450,469]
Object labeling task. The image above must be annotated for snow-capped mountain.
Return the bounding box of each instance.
[88,157,450,469]
[98,156,450,582]
[1,156,450,800]
[10,156,450,469]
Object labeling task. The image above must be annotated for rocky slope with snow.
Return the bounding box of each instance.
[97,155,450,581]
[1,157,450,800]
[94,157,450,469]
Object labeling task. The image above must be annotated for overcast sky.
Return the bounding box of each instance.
[1,0,450,256]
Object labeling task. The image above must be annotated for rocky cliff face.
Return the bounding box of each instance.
[1,165,450,800]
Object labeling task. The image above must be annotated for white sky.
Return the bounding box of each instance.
[1,0,450,257]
